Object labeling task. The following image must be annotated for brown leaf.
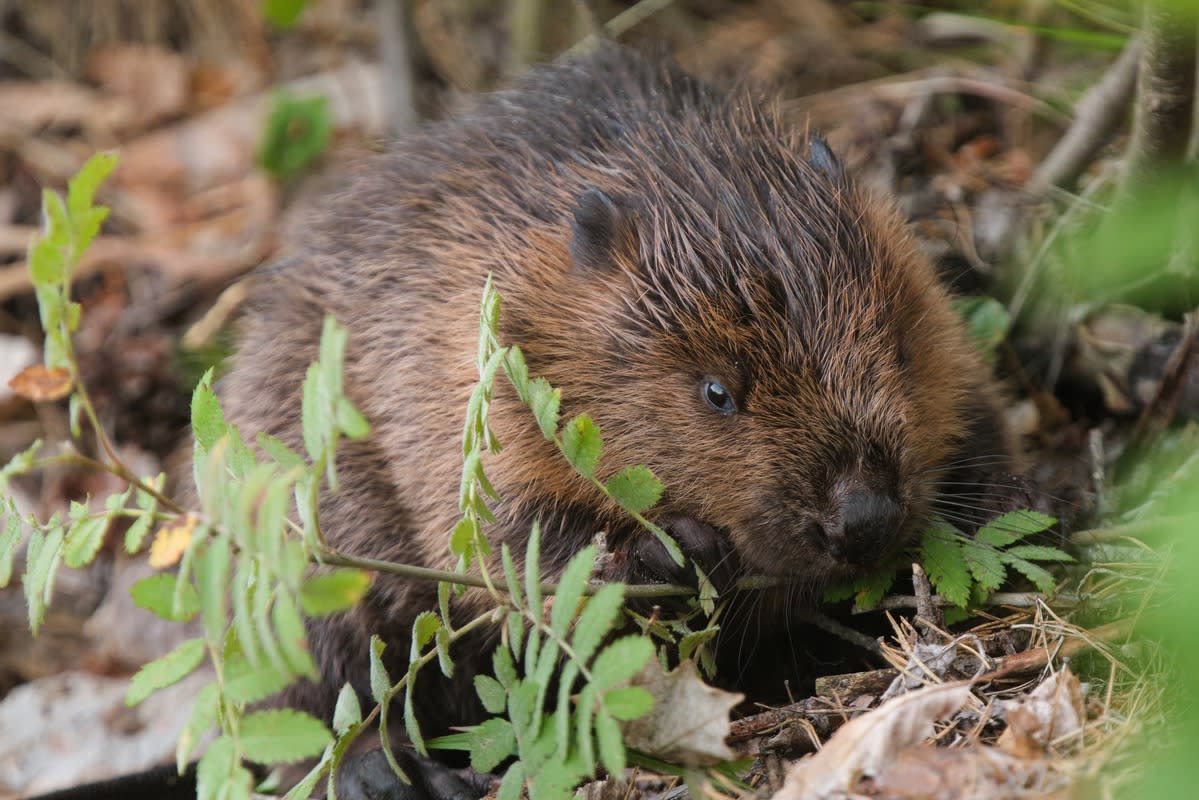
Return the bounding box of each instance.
[997,669,1086,758]
[622,659,742,766]
[8,365,73,401]
[776,682,974,800]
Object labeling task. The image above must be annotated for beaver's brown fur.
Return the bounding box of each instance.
[218,45,1011,739]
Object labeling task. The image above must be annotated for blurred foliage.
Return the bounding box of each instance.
[257,93,332,181]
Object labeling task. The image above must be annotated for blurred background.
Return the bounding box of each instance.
[0,1,1196,797]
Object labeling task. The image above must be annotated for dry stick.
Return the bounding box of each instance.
[1027,37,1143,195]
[379,0,418,134]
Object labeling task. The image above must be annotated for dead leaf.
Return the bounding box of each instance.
[87,44,189,130]
[8,365,73,402]
[865,743,1051,800]
[997,669,1086,758]
[776,682,974,800]
[621,659,742,766]
[148,515,198,569]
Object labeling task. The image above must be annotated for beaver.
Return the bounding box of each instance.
[217,44,1012,797]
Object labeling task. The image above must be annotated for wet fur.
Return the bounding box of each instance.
[217,46,1010,736]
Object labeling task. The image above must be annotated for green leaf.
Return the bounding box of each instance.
[591,635,654,691]
[258,433,305,470]
[527,378,561,440]
[123,515,154,554]
[606,465,664,515]
[239,709,333,764]
[130,573,200,622]
[177,682,218,773]
[300,570,371,616]
[474,675,507,715]
[959,540,1006,594]
[273,592,317,678]
[469,718,518,773]
[976,510,1056,547]
[63,513,108,568]
[333,683,363,735]
[223,645,291,705]
[920,527,972,608]
[67,152,118,221]
[0,512,20,588]
[335,397,370,440]
[501,544,524,608]
[1003,555,1059,594]
[678,626,719,663]
[493,646,517,689]
[24,526,64,633]
[561,415,603,478]
[196,736,235,800]
[126,638,205,706]
[261,0,310,28]
[530,761,580,800]
[196,537,231,639]
[497,762,525,800]
[412,611,442,652]
[503,346,530,400]
[1004,545,1074,562]
[550,546,595,639]
[595,708,625,776]
[952,296,1011,362]
[571,583,625,664]
[525,520,544,626]
[369,636,390,705]
[190,371,225,452]
[258,92,332,180]
[435,627,453,678]
[850,565,899,611]
[603,686,654,721]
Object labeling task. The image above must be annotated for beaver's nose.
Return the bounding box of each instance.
[826,490,903,564]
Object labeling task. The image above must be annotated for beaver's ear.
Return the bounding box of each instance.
[808,135,847,187]
[569,188,639,273]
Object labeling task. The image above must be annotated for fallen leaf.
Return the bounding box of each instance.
[621,659,742,766]
[997,669,1086,758]
[148,515,198,569]
[776,682,973,800]
[8,365,73,401]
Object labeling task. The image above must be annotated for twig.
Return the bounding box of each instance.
[976,617,1134,682]
[1027,36,1142,194]
[378,0,418,134]
[859,591,1082,613]
[801,610,882,655]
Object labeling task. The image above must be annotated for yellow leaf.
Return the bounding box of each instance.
[149,514,198,569]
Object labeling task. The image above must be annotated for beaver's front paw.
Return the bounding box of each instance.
[630,516,737,595]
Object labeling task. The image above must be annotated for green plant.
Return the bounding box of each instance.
[257,93,332,181]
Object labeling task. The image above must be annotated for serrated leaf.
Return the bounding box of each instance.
[554,660,580,758]
[130,573,200,622]
[239,709,333,764]
[606,465,664,515]
[0,513,20,588]
[561,415,603,478]
[678,627,719,663]
[530,761,580,800]
[196,537,231,639]
[469,718,517,773]
[177,681,218,773]
[550,545,595,639]
[959,540,1006,594]
[300,569,371,616]
[1004,545,1074,562]
[369,635,390,704]
[591,636,654,691]
[976,510,1056,546]
[190,371,225,452]
[920,528,972,608]
[196,735,234,800]
[67,151,118,220]
[525,520,543,624]
[603,686,654,721]
[405,676,428,756]
[852,565,899,611]
[474,675,507,714]
[223,646,291,705]
[412,611,442,652]
[273,591,317,678]
[1004,555,1059,594]
[63,513,109,568]
[258,433,305,470]
[24,526,63,633]
[497,762,525,800]
[333,683,363,734]
[571,583,625,664]
[124,515,154,553]
[335,397,370,440]
[527,378,561,440]
[503,346,530,400]
[435,627,454,678]
[595,708,625,776]
[501,544,524,608]
[493,645,517,689]
[126,637,205,706]
[148,514,198,569]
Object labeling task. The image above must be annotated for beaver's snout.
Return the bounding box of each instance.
[815,489,906,565]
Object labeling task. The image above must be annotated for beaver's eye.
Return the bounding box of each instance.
[702,380,736,414]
